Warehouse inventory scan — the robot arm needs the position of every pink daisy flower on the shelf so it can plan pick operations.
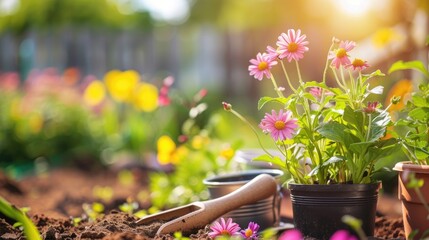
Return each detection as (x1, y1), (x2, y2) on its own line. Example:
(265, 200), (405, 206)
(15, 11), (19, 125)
(330, 230), (358, 240)
(309, 87), (333, 100)
(208, 218), (241, 238)
(266, 45), (280, 60)
(329, 40), (356, 69)
(279, 229), (303, 240)
(347, 58), (370, 71)
(248, 53), (278, 81)
(276, 29), (309, 62)
(240, 222), (260, 240)
(259, 109), (298, 141)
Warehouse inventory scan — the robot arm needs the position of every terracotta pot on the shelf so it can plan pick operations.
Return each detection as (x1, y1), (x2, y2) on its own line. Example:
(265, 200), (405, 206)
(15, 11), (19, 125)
(203, 169), (284, 230)
(393, 161), (429, 239)
(288, 182), (381, 239)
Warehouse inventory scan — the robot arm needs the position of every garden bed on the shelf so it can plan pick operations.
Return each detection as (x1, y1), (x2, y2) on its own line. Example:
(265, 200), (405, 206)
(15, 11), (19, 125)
(0, 167), (405, 239)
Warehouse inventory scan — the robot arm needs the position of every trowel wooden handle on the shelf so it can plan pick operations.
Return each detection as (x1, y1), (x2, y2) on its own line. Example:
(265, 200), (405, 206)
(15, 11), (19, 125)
(155, 173), (278, 235)
(202, 173), (277, 220)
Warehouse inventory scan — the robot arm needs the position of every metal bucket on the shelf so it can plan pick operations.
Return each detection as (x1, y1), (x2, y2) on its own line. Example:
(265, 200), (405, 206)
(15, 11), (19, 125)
(203, 169), (284, 230)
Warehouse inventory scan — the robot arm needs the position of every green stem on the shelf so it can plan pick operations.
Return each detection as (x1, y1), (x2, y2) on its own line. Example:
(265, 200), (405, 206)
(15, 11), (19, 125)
(322, 42), (335, 84)
(332, 68), (347, 89)
(366, 114), (372, 142)
(270, 75), (284, 98)
(348, 69), (357, 107)
(340, 66), (348, 92)
(280, 60), (296, 92)
(295, 60), (304, 85)
(229, 109), (273, 158)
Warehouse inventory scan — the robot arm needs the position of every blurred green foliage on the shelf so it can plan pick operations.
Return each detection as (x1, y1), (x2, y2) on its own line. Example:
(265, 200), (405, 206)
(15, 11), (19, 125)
(0, 72), (105, 175)
(0, 0), (153, 34)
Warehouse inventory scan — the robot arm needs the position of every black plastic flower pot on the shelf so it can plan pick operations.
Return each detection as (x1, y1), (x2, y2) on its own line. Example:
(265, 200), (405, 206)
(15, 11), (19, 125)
(288, 182), (381, 239)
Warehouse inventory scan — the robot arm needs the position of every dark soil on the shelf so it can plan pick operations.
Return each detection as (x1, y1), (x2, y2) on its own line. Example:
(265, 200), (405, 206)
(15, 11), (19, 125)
(0, 167), (405, 239)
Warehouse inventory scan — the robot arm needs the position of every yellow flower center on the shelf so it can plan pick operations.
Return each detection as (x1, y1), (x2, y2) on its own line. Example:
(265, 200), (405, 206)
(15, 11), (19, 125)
(274, 120), (285, 130)
(287, 42), (299, 52)
(336, 48), (347, 58)
(258, 61), (268, 71)
(352, 58), (365, 67)
(245, 229), (253, 237)
(221, 230), (231, 236)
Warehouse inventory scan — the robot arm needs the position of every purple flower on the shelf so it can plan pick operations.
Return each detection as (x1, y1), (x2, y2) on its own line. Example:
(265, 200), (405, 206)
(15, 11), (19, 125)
(240, 222), (260, 239)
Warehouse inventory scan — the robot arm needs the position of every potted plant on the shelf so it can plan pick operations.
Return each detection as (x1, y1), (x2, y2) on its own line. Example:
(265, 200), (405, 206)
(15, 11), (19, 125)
(223, 29), (401, 239)
(390, 60), (429, 239)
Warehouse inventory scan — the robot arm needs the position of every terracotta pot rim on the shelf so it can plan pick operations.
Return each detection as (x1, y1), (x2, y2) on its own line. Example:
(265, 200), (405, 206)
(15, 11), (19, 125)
(393, 161), (429, 173)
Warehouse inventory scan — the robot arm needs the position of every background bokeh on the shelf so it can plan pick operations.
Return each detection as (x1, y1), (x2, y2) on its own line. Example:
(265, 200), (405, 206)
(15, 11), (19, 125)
(0, 0), (428, 193)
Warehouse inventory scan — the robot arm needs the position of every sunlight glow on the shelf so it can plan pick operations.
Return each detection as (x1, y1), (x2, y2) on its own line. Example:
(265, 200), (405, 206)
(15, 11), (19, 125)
(0, 0), (19, 16)
(334, 0), (372, 16)
(136, 0), (190, 24)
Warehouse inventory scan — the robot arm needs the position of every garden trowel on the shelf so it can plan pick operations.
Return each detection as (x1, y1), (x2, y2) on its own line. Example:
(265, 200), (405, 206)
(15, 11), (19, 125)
(135, 173), (277, 236)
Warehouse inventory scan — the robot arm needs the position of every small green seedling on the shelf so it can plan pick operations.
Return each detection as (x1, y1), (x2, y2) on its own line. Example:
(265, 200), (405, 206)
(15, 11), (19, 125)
(173, 231), (190, 240)
(0, 197), (41, 240)
(118, 170), (134, 186)
(82, 202), (105, 221)
(92, 186), (114, 202)
(259, 227), (278, 240)
(342, 215), (366, 240)
(118, 198), (148, 218)
(119, 200), (138, 215)
(71, 217), (82, 227)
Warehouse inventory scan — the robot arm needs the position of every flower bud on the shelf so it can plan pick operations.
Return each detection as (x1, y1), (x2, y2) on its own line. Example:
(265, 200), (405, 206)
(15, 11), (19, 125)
(222, 102), (232, 111)
(391, 96), (401, 105)
(178, 135), (188, 143)
(363, 101), (378, 114)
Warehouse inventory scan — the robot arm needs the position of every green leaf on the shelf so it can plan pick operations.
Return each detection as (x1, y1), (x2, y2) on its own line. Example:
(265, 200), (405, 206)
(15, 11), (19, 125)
(349, 142), (373, 154)
(411, 95), (429, 108)
(362, 69), (385, 82)
(309, 156), (345, 176)
(257, 97), (287, 110)
(368, 112), (391, 142)
(253, 154), (285, 168)
(408, 107), (429, 121)
(343, 106), (363, 131)
(388, 60), (429, 78)
(317, 121), (356, 145)
(368, 138), (401, 162)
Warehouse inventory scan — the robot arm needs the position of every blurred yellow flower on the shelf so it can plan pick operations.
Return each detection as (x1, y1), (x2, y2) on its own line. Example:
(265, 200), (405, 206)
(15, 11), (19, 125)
(133, 82), (159, 112)
(83, 80), (106, 106)
(170, 146), (189, 165)
(157, 135), (177, 165)
(29, 113), (43, 134)
(104, 70), (139, 103)
(386, 79), (413, 112)
(372, 28), (401, 48)
(157, 135), (188, 165)
(220, 147), (235, 160)
(191, 135), (210, 150)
